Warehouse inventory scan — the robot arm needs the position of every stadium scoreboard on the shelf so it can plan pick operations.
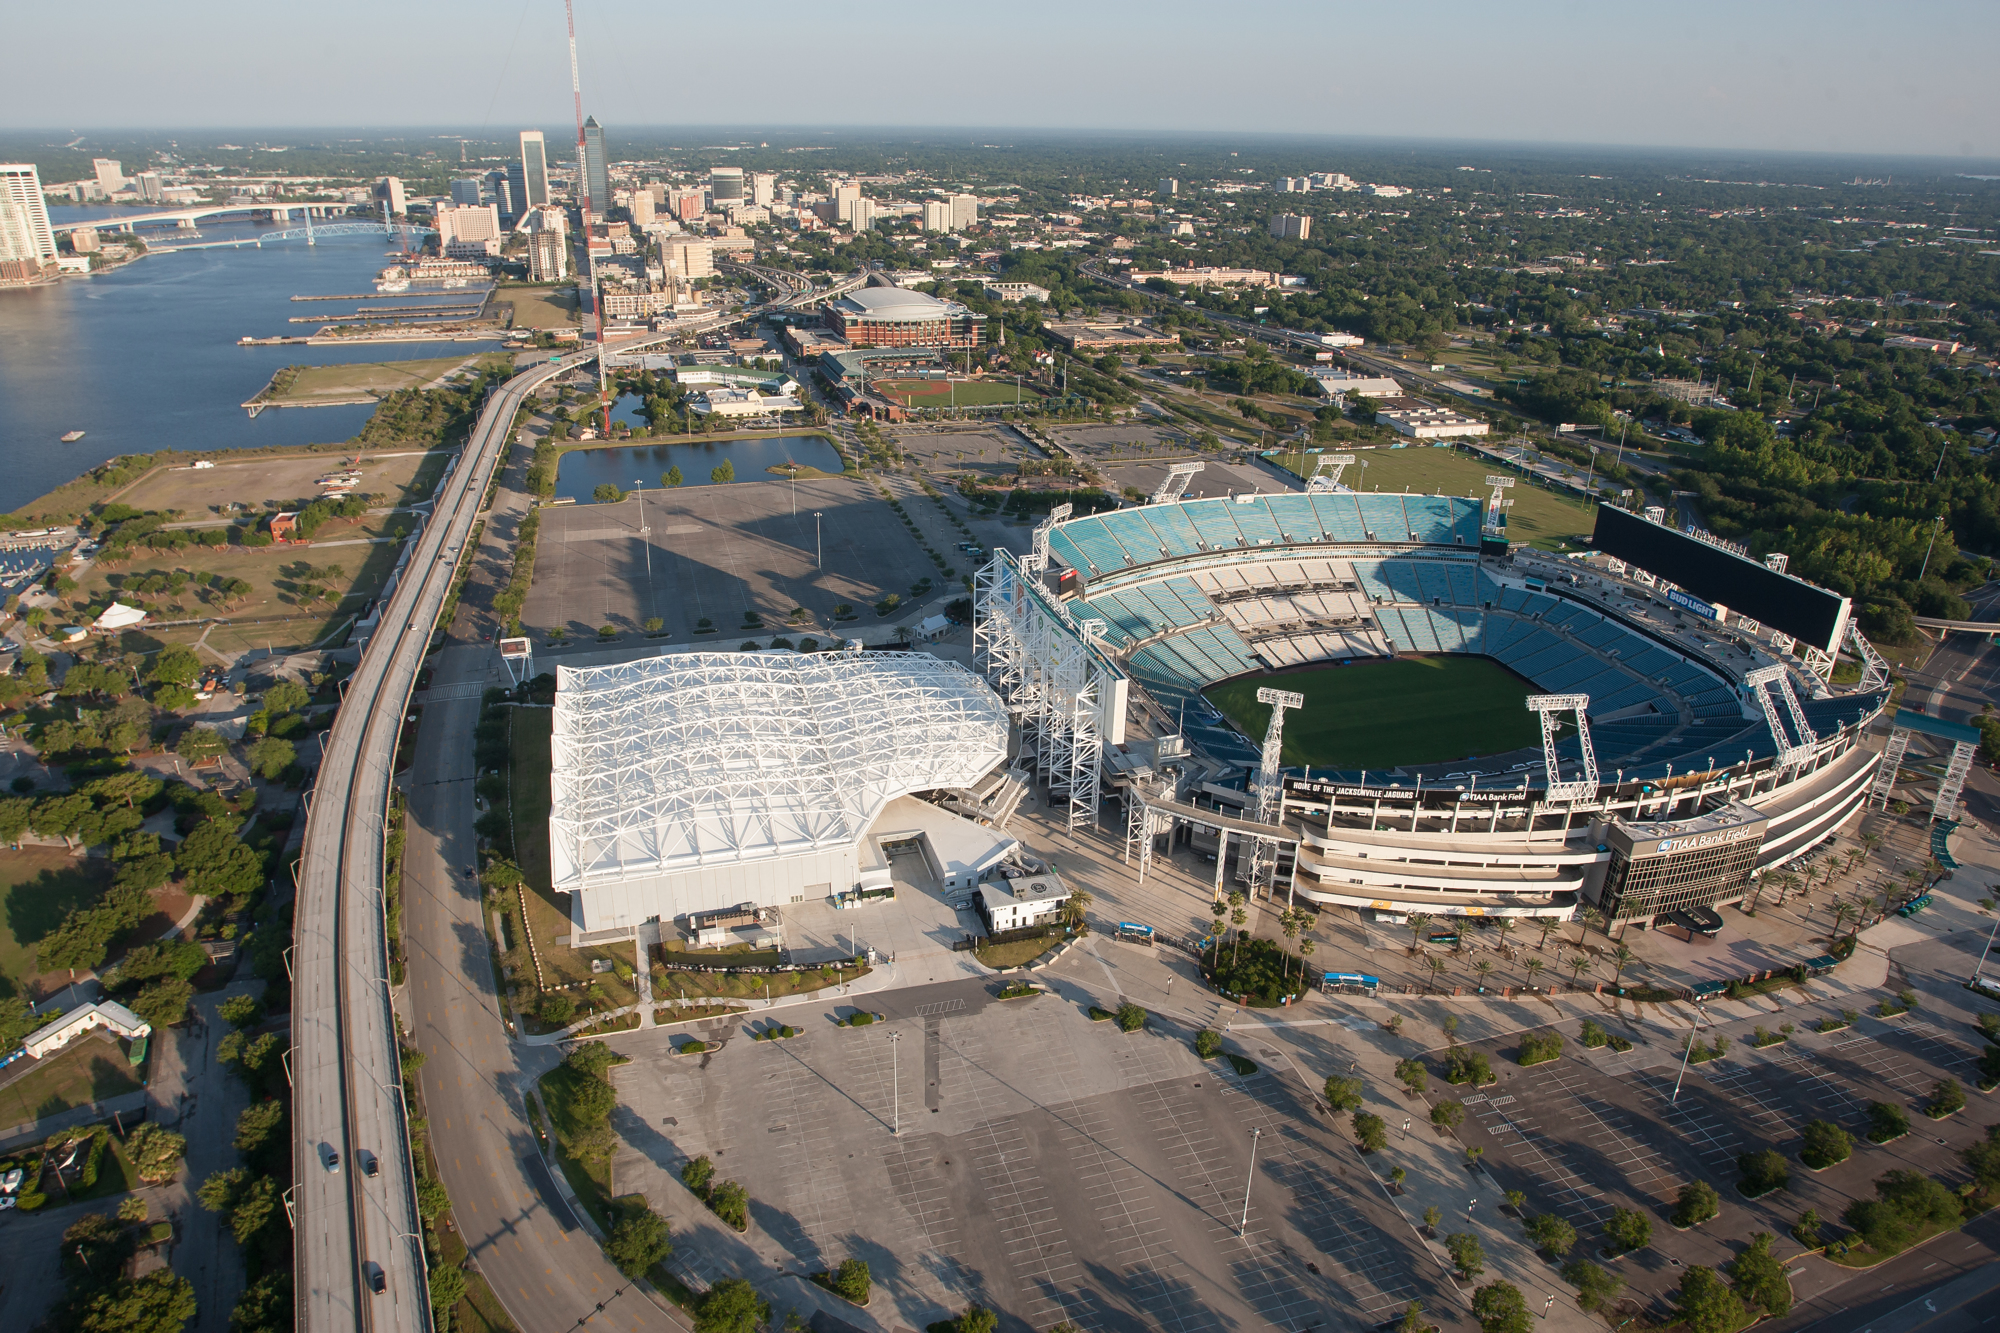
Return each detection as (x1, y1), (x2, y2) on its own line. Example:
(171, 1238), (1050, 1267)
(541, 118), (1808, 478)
(1591, 505), (1850, 656)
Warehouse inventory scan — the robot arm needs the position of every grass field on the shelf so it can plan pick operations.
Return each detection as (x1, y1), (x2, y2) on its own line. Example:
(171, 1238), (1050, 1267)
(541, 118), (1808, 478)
(1204, 656), (1540, 769)
(1268, 445), (1597, 550)
(0, 848), (115, 1002)
(272, 354), (509, 403)
(0, 1033), (142, 1129)
(872, 377), (1040, 408)
(500, 287), (580, 330)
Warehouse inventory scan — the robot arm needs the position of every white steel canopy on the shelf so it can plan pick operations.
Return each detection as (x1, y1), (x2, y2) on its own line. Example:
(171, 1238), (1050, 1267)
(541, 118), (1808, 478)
(549, 651), (1009, 891)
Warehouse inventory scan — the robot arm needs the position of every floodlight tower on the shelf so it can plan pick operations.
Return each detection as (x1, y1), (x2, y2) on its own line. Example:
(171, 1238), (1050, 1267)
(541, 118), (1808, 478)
(1483, 474), (1515, 537)
(1307, 454), (1358, 492)
(1247, 687), (1304, 898)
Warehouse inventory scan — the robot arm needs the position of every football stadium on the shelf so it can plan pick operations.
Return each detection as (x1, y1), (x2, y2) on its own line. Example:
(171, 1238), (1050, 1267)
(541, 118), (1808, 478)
(980, 474), (1894, 932)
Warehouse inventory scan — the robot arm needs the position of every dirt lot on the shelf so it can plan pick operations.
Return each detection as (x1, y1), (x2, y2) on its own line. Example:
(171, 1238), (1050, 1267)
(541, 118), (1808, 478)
(498, 287), (581, 330)
(116, 449), (450, 519)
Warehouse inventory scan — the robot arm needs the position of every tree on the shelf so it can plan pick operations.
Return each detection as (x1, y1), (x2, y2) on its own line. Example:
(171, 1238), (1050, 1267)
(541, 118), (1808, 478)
(1673, 1179), (1721, 1229)
(234, 1099), (285, 1157)
(264, 680), (308, 716)
(565, 1040), (617, 1080)
(428, 1264), (467, 1325)
(1801, 1119), (1851, 1169)
(1195, 1029), (1222, 1059)
(1445, 1231), (1485, 1280)
(1727, 1233), (1793, 1317)
(1353, 1111), (1387, 1153)
(1114, 1001), (1147, 1032)
(178, 818), (265, 904)
(1677, 1267), (1746, 1333)
(682, 1155), (715, 1198)
(606, 1206), (673, 1278)
(176, 725), (228, 765)
(1324, 1074), (1364, 1112)
(694, 1278), (768, 1333)
(1394, 1057), (1429, 1095)
(1431, 1099), (1465, 1132)
(220, 994), (264, 1030)
(1843, 1169), (1963, 1254)
(644, 617), (664, 635)
(829, 1257), (871, 1303)
(416, 1177), (450, 1223)
(132, 977), (195, 1028)
(147, 644), (202, 686)
(593, 484), (626, 504)
(125, 1123), (188, 1184)
(247, 736), (295, 780)
(74, 1269), (199, 1333)
(662, 468), (684, 488)
(708, 1179), (749, 1231)
(1524, 1213), (1576, 1257)
(153, 682), (197, 712)
(1867, 1101), (1911, 1143)
(1738, 1149), (1790, 1197)
(1562, 1259), (1625, 1313)
(229, 1273), (292, 1333)
(1471, 1281), (1532, 1333)
(1605, 1206), (1652, 1254)
(711, 461), (736, 485)
(1927, 1078), (1966, 1119)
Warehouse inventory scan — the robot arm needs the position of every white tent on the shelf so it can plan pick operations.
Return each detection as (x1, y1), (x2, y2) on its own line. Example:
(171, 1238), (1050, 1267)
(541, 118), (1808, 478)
(94, 602), (147, 630)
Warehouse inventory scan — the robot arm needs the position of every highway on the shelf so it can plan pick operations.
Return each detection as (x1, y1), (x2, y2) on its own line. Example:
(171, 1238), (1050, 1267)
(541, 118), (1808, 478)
(294, 349), (585, 1333)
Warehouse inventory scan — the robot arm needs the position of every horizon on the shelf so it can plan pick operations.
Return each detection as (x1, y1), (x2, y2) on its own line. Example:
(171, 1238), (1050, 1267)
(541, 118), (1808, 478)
(5, 0), (1997, 158)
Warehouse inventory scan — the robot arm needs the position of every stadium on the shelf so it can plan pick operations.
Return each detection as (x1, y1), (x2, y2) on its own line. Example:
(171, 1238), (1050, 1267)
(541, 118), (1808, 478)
(978, 469), (1893, 932)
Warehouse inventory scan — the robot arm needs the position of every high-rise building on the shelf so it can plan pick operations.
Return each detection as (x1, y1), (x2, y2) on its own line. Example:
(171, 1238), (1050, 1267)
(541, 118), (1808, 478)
(629, 190), (655, 227)
(450, 179), (483, 206)
(922, 200), (951, 233)
(519, 131), (550, 209)
(581, 117), (609, 216)
(850, 197), (876, 232)
(750, 172), (776, 207)
(710, 166), (745, 208)
(666, 188), (703, 222)
(1158, 178), (1178, 196)
(1276, 177), (1311, 194)
(528, 207), (568, 281)
(92, 159), (125, 195)
(135, 172), (163, 203)
(830, 182), (862, 227)
(438, 204), (501, 246)
(374, 176), (407, 216)
(0, 164), (58, 273)
(663, 239), (714, 281)
(949, 193), (979, 231)
(488, 169), (518, 221)
(1269, 213), (1311, 240)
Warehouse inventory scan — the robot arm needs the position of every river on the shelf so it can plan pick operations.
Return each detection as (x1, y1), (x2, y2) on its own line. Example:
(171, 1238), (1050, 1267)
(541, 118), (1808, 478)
(0, 206), (505, 513)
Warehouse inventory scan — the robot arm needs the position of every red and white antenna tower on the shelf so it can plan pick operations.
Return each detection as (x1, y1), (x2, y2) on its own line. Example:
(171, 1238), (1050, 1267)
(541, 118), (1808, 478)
(563, 0), (609, 429)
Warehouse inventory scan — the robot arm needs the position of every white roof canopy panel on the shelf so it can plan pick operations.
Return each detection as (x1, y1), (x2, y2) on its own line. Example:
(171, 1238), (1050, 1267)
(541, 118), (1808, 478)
(549, 652), (1009, 890)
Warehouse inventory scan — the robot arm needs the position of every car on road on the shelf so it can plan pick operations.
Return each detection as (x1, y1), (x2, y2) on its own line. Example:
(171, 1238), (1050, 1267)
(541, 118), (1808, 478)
(323, 1147), (341, 1174)
(363, 1152), (380, 1178)
(368, 1262), (387, 1295)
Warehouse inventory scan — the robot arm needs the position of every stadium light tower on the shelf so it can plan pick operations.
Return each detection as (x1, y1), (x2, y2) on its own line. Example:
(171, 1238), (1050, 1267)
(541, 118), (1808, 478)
(1150, 461), (1204, 505)
(1525, 694), (1599, 804)
(1247, 687), (1304, 899)
(1307, 454), (1358, 492)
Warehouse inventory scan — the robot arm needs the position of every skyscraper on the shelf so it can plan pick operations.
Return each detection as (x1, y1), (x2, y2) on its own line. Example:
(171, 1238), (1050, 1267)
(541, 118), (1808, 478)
(710, 167), (745, 208)
(922, 200), (951, 233)
(750, 172), (776, 207)
(949, 193), (979, 231)
(518, 131), (550, 209)
(374, 176), (407, 216)
(450, 179), (483, 206)
(581, 116), (609, 217)
(92, 159), (125, 196)
(0, 164), (58, 273)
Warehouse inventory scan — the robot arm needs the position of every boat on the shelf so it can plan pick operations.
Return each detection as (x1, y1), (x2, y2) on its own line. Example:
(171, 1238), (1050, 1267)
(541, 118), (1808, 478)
(60, 431), (85, 443)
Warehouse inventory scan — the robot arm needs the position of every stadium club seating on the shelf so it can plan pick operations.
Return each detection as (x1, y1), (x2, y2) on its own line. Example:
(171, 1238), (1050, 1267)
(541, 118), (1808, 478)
(1053, 493), (1844, 781)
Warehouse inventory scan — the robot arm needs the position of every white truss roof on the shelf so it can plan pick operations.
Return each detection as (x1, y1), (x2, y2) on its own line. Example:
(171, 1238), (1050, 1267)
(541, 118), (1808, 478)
(549, 651), (1008, 891)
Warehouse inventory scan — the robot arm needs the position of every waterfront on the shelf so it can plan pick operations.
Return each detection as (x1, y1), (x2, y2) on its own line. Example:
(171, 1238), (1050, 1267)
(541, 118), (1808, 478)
(0, 207), (503, 514)
(553, 434), (844, 500)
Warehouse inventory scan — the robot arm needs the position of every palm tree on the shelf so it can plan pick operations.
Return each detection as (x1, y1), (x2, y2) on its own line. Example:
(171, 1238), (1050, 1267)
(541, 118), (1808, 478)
(1567, 955), (1591, 986)
(1829, 898), (1854, 939)
(1300, 937), (1316, 983)
(1407, 913), (1431, 952)
(1064, 887), (1093, 931)
(1426, 955), (1447, 992)
(1280, 907), (1301, 980)
(1524, 957), (1546, 990)
(1473, 958), (1495, 992)
(1209, 898), (1227, 962)
(1230, 897), (1248, 968)
(1535, 916), (1559, 951)
(1610, 945), (1635, 987)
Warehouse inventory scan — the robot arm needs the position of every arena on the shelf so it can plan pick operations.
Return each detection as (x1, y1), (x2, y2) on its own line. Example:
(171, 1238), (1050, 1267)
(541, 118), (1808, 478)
(981, 484), (1890, 932)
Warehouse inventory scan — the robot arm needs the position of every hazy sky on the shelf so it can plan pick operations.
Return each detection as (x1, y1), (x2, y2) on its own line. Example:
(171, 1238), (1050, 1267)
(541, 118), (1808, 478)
(11, 0), (1999, 159)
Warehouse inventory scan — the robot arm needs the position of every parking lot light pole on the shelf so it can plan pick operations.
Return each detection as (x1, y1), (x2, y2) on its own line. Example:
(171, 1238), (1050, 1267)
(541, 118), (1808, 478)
(888, 1031), (901, 1136)
(1671, 1003), (1709, 1105)
(1237, 1128), (1261, 1236)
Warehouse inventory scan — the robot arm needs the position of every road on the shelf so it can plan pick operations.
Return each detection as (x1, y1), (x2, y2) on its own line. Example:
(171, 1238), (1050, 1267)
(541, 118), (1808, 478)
(294, 351), (584, 1333)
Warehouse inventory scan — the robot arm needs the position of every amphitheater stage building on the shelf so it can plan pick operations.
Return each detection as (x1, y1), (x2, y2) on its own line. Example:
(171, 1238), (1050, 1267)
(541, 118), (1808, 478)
(1031, 492), (1888, 930)
(547, 651), (1014, 936)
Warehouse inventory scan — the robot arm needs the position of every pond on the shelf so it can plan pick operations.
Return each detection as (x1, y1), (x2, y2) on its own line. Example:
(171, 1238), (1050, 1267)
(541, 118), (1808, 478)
(554, 433), (845, 500)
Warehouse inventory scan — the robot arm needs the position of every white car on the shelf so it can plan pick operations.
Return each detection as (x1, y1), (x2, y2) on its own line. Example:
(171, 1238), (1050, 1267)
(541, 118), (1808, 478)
(0, 1167), (21, 1195)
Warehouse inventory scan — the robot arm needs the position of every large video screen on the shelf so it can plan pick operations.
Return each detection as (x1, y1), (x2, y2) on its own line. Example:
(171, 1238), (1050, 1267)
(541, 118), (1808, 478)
(1592, 506), (1848, 654)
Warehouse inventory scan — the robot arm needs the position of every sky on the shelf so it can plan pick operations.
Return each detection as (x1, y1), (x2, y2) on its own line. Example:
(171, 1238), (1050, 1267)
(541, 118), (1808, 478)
(9, 0), (2000, 160)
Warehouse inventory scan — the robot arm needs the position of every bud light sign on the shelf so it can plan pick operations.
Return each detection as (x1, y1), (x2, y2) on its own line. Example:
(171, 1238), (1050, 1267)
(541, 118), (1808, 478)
(1664, 586), (1719, 621)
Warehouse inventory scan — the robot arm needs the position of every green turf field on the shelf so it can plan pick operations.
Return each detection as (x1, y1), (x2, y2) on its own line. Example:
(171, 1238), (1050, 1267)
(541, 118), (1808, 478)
(1267, 446), (1597, 550)
(873, 377), (1038, 408)
(1204, 656), (1540, 769)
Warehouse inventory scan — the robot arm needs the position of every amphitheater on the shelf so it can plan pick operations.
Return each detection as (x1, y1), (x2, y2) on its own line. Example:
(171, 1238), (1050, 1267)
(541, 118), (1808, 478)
(1020, 490), (1887, 928)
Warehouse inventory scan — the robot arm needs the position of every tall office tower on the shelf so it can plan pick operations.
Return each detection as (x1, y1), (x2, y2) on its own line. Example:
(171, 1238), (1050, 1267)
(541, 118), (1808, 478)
(519, 131), (550, 208)
(850, 197), (876, 232)
(750, 172), (776, 207)
(487, 169), (517, 220)
(922, 200), (951, 233)
(135, 172), (163, 203)
(450, 179), (482, 206)
(831, 182), (861, 226)
(949, 193), (979, 231)
(581, 116), (609, 216)
(629, 190), (655, 226)
(710, 166), (745, 208)
(530, 228), (567, 282)
(92, 159), (125, 195)
(0, 164), (58, 271)
(668, 189), (704, 221)
(438, 204), (502, 246)
(664, 239), (714, 280)
(1158, 178), (1178, 196)
(1269, 213), (1311, 240)
(374, 176), (407, 216)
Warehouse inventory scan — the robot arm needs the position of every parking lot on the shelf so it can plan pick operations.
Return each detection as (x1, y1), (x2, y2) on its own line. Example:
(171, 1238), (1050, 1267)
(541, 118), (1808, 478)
(608, 977), (1433, 1333)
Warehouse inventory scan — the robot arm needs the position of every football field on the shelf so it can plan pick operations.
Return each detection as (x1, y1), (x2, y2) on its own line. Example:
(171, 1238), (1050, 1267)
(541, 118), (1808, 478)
(1204, 655), (1540, 769)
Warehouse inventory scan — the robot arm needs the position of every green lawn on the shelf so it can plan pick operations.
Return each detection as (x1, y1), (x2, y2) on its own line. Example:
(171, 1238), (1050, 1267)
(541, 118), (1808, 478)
(1268, 445), (1598, 550)
(1204, 656), (1541, 769)
(0, 847), (115, 1000)
(873, 378), (1040, 408)
(0, 1034), (142, 1129)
